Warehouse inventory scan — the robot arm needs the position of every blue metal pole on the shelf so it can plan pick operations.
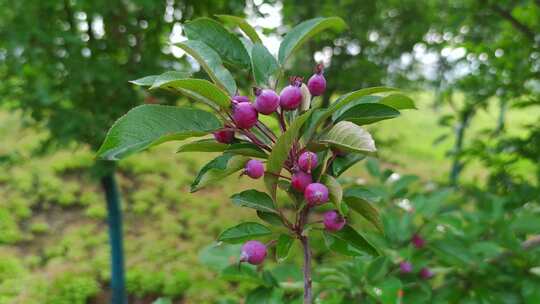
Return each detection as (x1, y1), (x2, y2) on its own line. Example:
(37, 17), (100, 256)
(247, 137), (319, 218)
(101, 171), (127, 304)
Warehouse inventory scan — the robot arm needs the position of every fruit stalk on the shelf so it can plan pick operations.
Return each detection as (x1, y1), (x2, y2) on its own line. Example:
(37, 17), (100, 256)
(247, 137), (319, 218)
(300, 235), (312, 304)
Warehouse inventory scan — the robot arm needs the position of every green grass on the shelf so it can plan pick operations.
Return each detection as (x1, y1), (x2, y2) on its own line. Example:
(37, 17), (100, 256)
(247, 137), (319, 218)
(369, 91), (538, 183)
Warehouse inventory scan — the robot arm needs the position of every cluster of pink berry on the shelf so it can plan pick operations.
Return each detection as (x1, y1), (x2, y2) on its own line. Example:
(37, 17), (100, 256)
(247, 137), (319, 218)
(399, 233), (433, 279)
(212, 64), (327, 143)
(212, 65), (348, 265)
(239, 150), (346, 266)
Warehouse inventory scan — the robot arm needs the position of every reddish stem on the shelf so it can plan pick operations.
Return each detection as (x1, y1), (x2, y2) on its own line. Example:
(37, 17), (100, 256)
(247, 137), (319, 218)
(266, 171), (291, 180)
(255, 123), (276, 143)
(300, 236), (312, 304)
(277, 109), (287, 132)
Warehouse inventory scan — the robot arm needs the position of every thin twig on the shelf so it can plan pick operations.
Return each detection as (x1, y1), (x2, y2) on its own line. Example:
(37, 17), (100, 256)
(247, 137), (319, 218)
(255, 123), (276, 143)
(239, 129), (272, 152)
(300, 235), (313, 304)
(278, 109), (287, 132)
(258, 121), (278, 140)
(266, 171), (291, 180)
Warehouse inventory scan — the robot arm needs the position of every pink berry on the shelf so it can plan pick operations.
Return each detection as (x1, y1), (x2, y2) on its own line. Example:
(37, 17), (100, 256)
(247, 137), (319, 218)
(232, 95), (250, 104)
(304, 183), (329, 206)
(213, 129), (234, 144)
(307, 64), (326, 96)
(298, 151), (318, 173)
(291, 171), (312, 192)
(254, 88), (280, 115)
(399, 261), (413, 274)
(240, 240), (267, 265)
(419, 267), (433, 279)
(411, 234), (425, 249)
(279, 78), (303, 110)
(233, 102), (258, 129)
(245, 159), (264, 179)
(323, 210), (346, 232)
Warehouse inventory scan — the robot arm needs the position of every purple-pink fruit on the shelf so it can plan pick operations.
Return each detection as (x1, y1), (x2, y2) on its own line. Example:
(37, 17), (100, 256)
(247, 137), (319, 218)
(323, 210), (346, 231)
(399, 261), (413, 274)
(298, 151), (318, 173)
(419, 267), (433, 279)
(213, 129), (234, 144)
(279, 78), (303, 110)
(411, 233), (425, 249)
(304, 183), (329, 206)
(233, 102), (258, 129)
(240, 240), (267, 265)
(307, 64), (326, 96)
(291, 171), (313, 192)
(254, 88), (280, 115)
(245, 159), (264, 179)
(232, 95), (250, 104)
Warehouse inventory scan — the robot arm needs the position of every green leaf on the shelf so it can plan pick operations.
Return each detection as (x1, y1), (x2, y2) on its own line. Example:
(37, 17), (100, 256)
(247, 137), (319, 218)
(221, 264), (259, 282)
(511, 214), (540, 233)
(240, 37), (254, 56)
(366, 256), (390, 283)
(150, 71), (193, 89)
(306, 87), (396, 140)
(431, 238), (475, 266)
(246, 286), (282, 304)
(150, 78), (231, 110)
(264, 109), (314, 200)
(278, 17), (347, 64)
(323, 231), (361, 256)
(322, 175), (343, 213)
(176, 40), (237, 95)
(331, 95), (381, 120)
(319, 121), (376, 154)
(334, 103), (400, 126)
(184, 17), (251, 68)
(230, 190), (277, 214)
(215, 15), (262, 43)
(97, 105), (220, 161)
(190, 153), (248, 192)
(344, 186), (381, 203)
(343, 195), (383, 233)
(330, 154), (366, 177)
(177, 139), (227, 153)
(324, 225), (379, 256)
(262, 271), (279, 288)
(366, 158), (381, 178)
(129, 75), (158, 87)
(177, 140), (267, 158)
(257, 211), (284, 227)
(251, 43), (279, 86)
(379, 93), (416, 110)
(130, 71), (191, 87)
(379, 277), (403, 304)
(276, 234), (294, 262)
(226, 142), (268, 158)
(199, 243), (241, 271)
(218, 222), (272, 244)
(522, 280), (540, 303)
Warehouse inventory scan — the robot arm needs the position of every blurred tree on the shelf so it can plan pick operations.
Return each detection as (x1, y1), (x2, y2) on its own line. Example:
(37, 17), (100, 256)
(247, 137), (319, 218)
(278, 0), (434, 105)
(425, 0), (540, 185)
(278, 0), (539, 186)
(0, 1), (245, 303)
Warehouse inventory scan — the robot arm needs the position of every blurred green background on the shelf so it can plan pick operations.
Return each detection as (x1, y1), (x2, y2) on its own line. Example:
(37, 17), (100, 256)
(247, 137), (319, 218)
(1, 0), (539, 303)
